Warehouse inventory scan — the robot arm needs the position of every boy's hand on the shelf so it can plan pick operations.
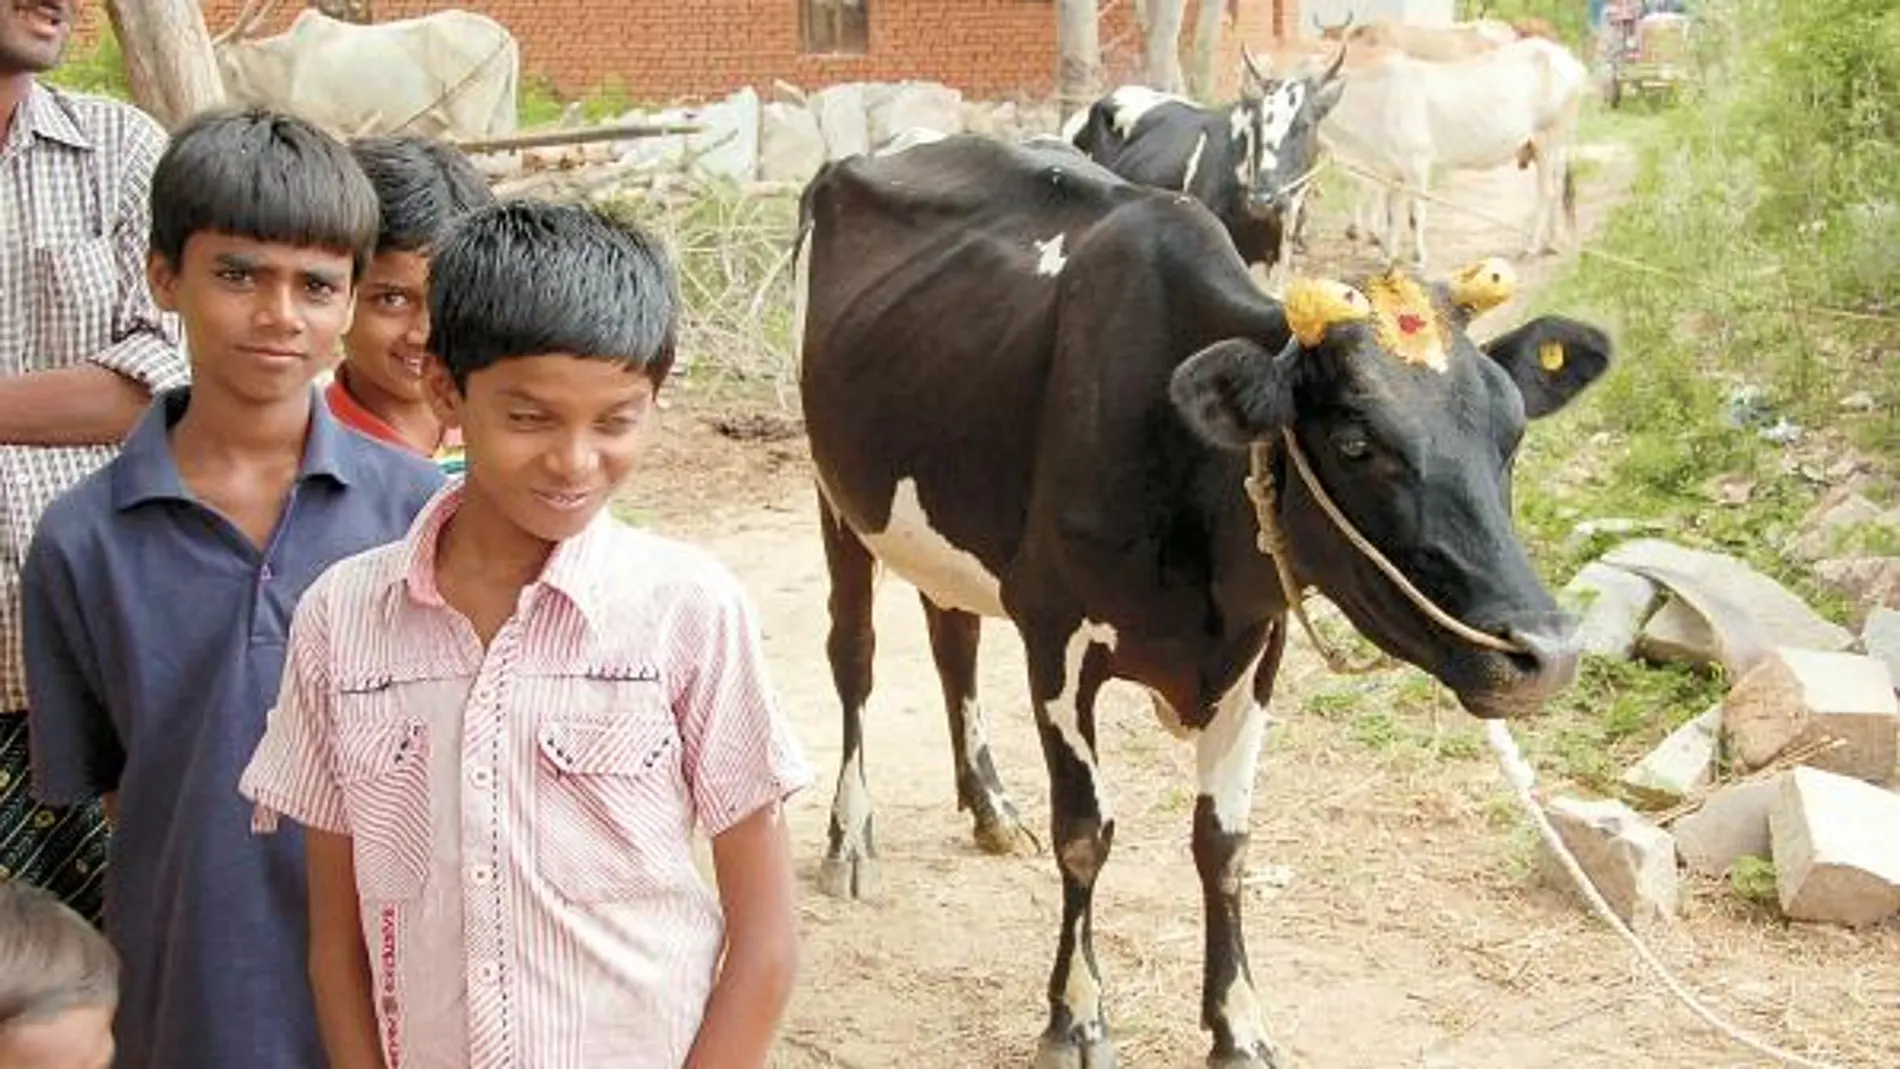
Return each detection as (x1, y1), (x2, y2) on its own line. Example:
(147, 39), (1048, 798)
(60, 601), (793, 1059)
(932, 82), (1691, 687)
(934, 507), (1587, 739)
(307, 829), (387, 1069)
(686, 801), (802, 1069)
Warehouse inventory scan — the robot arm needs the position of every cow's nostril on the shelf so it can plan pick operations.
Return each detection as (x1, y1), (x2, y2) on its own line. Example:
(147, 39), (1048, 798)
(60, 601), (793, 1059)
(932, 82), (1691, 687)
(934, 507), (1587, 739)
(1502, 611), (1583, 688)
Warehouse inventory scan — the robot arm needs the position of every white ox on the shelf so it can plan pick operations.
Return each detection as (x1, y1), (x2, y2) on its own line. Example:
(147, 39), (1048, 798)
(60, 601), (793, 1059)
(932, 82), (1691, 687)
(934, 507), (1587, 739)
(1316, 37), (1588, 269)
(213, 6), (521, 144)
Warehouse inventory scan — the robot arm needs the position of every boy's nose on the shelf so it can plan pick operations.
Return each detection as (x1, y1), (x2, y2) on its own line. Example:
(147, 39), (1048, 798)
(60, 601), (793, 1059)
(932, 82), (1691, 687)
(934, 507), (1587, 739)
(253, 285), (304, 333)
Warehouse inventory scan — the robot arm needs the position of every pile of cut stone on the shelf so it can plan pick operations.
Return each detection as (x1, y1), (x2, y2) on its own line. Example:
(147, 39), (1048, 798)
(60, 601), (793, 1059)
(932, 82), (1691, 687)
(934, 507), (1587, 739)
(1538, 535), (1900, 931)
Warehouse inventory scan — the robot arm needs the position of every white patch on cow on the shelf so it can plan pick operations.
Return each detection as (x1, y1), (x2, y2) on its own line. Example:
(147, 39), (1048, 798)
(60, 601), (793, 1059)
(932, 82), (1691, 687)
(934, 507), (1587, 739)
(1233, 123), (1258, 183)
(1109, 85), (1191, 139)
(875, 126), (947, 156)
(1264, 81), (1305, 150)
(1220, 973), (1273, 1058)
(1034, 233), (1068, 276)
(1061, 914), (1104, 1025)
(1195, 663), (1271, 831)
(1047, 621), (1119, 824)
(1229, 106), (1250, 141)
(959, 697), (1013, 815)
(792, 219), (814, 367)
(829, 745), (873, 853)
(1180, 133), (1208, 191)
(1059, 107), (1090, 144)
(858, 478), (1006, 617)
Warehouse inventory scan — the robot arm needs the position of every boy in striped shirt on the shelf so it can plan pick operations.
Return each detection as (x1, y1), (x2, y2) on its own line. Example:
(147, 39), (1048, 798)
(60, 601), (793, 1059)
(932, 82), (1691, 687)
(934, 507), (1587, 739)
(240, 200), (812, 1069)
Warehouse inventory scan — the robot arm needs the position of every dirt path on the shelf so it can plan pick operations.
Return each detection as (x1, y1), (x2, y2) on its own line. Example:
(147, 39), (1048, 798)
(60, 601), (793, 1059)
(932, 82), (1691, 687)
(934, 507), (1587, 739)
(622, 144), (1900, 1068)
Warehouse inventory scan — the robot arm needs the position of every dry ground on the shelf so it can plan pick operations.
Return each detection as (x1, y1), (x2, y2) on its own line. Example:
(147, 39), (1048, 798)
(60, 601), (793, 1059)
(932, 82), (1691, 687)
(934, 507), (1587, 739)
(616, 143), (1900, 1068)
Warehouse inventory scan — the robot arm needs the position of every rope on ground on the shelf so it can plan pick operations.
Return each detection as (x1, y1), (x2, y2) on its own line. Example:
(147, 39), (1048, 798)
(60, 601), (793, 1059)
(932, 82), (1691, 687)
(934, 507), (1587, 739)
(1484, 721), (1855, 1069)
(1318, 157), (1900, 328)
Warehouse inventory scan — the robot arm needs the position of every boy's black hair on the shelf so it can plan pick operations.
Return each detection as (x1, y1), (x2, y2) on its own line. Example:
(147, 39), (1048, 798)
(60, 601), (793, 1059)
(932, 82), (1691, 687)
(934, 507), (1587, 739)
(428, 201), (679, 390)
(149, 107), (381, 279)
(349, 134), (496, 255)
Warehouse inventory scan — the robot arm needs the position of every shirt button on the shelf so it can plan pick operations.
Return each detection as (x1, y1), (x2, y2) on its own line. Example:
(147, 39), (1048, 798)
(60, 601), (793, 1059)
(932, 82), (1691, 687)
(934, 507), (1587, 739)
(471, 864), (494, 885)
(470, 766), (493, 789)
(476, 962), (501, 985)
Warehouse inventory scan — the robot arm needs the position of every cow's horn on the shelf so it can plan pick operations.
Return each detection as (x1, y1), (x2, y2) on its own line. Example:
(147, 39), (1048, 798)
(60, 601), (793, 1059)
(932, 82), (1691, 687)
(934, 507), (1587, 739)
(1284, 278), (1372, 348)
(1242, 45), (1271, 87)
(1447, 257), (1516, 316)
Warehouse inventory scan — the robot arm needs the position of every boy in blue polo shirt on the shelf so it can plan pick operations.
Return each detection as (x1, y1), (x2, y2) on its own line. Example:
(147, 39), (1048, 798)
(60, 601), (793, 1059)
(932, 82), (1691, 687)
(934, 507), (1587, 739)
(19, 108), (444, 1069)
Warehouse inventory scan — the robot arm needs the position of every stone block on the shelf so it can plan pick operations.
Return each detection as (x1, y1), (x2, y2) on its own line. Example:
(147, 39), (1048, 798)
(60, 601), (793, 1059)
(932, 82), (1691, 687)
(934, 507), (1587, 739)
(1769, 766), (1900, 927)
(1562, 562), (1660, 660)
(1668, 775), (1783, 877)
(1723, 648), (1898, 784)
(1864, 608), (1900, 691)
(1621, 705), (1720, 806)
(1636, 595), (1720, 668)
(1539, 796), (1679, 931)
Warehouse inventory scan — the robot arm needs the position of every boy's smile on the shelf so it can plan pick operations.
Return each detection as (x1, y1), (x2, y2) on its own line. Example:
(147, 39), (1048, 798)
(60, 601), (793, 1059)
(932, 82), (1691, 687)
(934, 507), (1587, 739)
(430, 354), (655, 545)
(343, 250), (433, 403)
(147, 232), (356, 407)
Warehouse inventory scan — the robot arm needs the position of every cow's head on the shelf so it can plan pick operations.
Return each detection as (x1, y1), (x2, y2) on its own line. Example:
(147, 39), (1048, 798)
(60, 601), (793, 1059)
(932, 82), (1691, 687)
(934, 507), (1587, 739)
(1169, 258), (1610, 718)
(1232, 44), (1346, 221)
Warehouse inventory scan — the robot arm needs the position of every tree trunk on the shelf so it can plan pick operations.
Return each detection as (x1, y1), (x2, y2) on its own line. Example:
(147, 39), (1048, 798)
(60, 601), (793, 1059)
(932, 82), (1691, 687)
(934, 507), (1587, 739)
(1188, 0), (1226, 101)
(104, 0), (226, 129)
(1145, 0), (1187, 94)
(1055, 0), (1102, 122)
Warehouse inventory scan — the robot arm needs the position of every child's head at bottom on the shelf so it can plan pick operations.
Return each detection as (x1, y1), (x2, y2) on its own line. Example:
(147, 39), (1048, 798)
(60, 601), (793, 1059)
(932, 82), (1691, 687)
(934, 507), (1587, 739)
(425, 200), (680, 542)
(0, 882), (117, 1069)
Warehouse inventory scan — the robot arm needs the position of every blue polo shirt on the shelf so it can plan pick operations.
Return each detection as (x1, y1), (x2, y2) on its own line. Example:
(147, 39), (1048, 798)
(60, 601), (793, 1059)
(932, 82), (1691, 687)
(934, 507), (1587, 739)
(21, 386), (445, 1069)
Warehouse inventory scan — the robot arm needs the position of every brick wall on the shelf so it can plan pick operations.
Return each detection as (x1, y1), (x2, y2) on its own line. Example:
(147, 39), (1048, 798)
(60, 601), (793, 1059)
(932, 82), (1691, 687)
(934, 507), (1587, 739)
(86, 1), (1298, 107)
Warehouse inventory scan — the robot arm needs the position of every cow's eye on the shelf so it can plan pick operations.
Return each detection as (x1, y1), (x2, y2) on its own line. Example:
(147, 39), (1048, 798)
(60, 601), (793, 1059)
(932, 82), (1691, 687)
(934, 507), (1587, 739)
(1334, 428), (1372, 460)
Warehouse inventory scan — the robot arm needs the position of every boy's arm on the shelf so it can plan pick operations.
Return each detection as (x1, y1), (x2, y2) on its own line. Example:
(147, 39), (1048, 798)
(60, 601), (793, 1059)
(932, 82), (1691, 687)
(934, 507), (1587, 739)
(685, 802), (800, 1069)
(0, 113), (185, 446)
(307, 828), (385, 1069)
(674, 566), (814, 1068)
(236, 580), (380, 1066)
(21, 528), (124, 805)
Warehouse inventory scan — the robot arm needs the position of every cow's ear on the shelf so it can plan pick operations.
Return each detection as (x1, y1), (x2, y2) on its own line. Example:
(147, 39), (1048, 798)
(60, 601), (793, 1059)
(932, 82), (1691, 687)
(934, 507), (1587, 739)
(1170, 338), (1297, 449)
(1309, 74), (1347, 119)
(1482, 316), (1612, 419)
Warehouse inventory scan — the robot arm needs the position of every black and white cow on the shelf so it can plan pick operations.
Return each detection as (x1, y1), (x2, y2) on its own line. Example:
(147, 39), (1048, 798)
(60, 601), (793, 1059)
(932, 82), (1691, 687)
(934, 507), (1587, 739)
(1064, 47), (1347, 289)
(794, 135), (1609, 1068)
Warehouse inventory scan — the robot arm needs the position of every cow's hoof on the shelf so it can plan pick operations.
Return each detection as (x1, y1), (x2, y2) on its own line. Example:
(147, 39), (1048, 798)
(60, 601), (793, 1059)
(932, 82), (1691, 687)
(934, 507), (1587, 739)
(1033, 1033), (1117, 1069)
(974, 811), (1042, 857)
(816, 852), (880, 900)
(1208, 1042), (1284, 1069)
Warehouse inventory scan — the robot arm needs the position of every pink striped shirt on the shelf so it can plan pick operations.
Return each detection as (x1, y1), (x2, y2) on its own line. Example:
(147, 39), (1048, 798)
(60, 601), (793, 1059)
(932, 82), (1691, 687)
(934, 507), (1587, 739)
(238, 483), (812, 1068)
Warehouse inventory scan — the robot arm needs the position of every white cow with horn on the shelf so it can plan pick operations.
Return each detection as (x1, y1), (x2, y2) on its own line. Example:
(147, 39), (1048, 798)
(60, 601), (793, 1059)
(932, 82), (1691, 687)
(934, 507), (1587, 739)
(212, 1), (522, 144)
(1287, 34), (1588, 270)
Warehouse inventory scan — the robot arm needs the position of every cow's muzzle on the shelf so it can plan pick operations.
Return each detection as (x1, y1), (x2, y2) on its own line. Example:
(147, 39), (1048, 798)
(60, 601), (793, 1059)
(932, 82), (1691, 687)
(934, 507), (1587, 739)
(1457, 610), (1583, 719)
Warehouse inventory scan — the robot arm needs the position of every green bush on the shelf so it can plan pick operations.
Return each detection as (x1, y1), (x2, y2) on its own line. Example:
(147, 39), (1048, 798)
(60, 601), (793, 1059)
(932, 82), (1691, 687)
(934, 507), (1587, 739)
(44, 24), (129, 101)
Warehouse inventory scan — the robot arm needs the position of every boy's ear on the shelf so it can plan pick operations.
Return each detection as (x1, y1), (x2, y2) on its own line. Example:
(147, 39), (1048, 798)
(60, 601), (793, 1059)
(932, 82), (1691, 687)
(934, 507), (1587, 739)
(146, 252), (180, 314)
(423, 355), (461, 427)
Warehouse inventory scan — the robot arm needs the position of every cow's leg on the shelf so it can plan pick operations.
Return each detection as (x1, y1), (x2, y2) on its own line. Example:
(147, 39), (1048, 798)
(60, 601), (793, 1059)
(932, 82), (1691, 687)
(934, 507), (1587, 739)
(1408, 188), (1429, 271)
(818, 489), (884, 900)
(920, 594), (1039, 856)
(1026, 620), (1118, 1069)
(1196, 619), (1286, 1069)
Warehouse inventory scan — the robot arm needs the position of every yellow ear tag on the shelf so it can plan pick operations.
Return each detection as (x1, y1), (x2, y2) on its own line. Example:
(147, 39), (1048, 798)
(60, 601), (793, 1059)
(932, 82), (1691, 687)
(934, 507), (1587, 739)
(1539, 341), (1565, 372)
(1283, 277), (1372, 348)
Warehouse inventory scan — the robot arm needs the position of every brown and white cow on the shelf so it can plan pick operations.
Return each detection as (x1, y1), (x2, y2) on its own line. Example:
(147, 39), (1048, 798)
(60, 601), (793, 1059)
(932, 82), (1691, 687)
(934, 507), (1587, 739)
(795, 135), (1609, 1068)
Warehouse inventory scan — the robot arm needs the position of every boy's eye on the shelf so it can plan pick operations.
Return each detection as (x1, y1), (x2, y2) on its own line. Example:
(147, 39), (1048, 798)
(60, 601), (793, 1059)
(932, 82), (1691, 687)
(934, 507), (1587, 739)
(508, 410), (548, 428)
(376, 292), (410, 309)
(215, 267), (252, 285)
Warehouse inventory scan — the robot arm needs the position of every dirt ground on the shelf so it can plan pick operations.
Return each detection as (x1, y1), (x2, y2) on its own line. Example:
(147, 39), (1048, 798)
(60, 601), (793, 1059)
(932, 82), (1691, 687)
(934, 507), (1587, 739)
(619, 146), (1900, 1068)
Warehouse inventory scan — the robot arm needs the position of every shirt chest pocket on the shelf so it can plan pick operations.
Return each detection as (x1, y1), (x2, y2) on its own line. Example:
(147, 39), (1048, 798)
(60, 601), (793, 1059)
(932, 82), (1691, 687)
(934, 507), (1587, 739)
(335, 717), (432, 902)
(31, 238), (119, 364)
(533, 702), (690, 905)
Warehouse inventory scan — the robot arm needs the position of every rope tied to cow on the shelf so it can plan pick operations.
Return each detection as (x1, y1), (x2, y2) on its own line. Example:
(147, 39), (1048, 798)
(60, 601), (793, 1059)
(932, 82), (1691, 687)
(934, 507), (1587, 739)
(1244, 435), (1858, 1068)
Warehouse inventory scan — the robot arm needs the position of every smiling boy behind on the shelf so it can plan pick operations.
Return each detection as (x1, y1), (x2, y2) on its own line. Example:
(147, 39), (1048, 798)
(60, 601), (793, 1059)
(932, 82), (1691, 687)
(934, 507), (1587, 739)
(325, 134), (493, 470)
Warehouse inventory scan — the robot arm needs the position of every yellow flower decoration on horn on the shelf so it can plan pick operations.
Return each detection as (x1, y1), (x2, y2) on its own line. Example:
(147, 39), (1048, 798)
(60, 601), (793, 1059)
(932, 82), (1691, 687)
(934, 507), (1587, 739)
(1283, 277), (1372, 348)
(1447, 257), (1517, 317)
(1364, 270), (1451, 373)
